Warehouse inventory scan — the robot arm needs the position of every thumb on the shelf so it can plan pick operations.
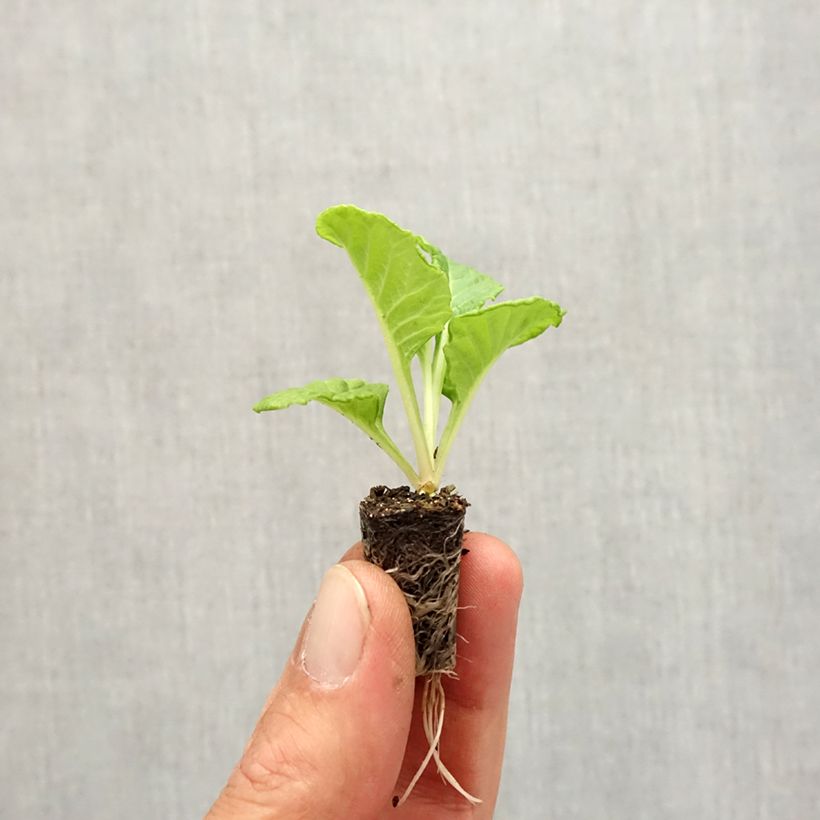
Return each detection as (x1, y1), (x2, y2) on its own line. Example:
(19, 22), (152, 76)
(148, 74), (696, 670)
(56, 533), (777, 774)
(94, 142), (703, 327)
(206, 559), (417, 819)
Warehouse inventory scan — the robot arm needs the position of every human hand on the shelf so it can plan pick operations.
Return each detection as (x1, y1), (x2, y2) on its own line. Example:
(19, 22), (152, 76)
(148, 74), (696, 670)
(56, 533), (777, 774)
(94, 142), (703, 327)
(205, 532), (523, 819)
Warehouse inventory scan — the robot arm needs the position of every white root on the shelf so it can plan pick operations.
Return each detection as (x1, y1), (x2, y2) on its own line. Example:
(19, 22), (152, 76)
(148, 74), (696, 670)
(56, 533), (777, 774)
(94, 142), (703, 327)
(394, 673), (482, 808)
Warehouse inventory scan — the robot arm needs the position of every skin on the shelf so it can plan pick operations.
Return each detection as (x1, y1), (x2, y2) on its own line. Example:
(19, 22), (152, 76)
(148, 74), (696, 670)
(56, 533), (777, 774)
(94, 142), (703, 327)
(206, 532), (523, 819)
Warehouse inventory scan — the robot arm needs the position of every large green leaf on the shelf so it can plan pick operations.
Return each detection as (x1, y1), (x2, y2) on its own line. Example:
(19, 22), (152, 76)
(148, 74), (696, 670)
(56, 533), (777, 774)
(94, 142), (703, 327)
(442, 298), (565, 405)
(418, 240), (504, 315)
(316, 206), (452, 359)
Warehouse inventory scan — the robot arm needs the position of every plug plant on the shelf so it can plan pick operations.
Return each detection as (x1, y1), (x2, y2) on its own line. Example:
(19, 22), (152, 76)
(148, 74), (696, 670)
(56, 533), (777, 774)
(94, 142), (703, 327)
(254, 204), (564, 805)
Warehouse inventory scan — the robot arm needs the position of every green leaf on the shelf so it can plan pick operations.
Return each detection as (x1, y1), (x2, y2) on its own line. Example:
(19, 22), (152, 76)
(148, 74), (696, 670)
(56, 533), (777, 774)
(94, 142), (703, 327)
(254, 378), (419, 483)
(442, 298), (565, 405)
(446, 260), (504, 315)
(432, 297), (564, 482)
(417, 240), (504, 315)
(316, 206), (452, 359)
(254, 377), (387, 421)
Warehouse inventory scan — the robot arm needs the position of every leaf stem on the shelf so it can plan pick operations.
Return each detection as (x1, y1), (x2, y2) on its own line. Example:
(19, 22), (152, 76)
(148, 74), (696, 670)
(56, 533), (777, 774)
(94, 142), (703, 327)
(431, 393), (472, 486)
(368, 422), (421, 486)
(429, 325), (448, 444)
(418, 341), (437, 456)
(392, 353), (436, 489)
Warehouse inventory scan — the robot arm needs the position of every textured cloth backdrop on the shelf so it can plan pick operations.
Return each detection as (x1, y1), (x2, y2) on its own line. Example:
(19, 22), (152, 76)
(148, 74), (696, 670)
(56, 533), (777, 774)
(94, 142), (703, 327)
(2, 2), (819, 818)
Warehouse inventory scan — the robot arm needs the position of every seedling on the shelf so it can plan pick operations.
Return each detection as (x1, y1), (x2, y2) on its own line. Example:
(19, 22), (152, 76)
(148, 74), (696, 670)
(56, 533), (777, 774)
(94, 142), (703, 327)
(254, 204), (564, 805)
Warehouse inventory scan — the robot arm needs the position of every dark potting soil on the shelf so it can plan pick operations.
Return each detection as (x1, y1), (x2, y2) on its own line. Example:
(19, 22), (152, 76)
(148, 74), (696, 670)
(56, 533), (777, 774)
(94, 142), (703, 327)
(359, 485), (469, 675)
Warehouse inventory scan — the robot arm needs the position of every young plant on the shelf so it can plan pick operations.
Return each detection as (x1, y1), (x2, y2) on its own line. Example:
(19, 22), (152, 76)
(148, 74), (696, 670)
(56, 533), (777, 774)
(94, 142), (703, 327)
(254, 204), (564, 805)
(254, 205), (564, 490)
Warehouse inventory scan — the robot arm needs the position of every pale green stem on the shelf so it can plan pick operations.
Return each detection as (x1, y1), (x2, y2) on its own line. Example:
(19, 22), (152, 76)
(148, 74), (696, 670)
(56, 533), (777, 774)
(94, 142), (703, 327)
(431, 391), (474, 486)
(369, 423), (421, 486)
(418, 341), (437, 456)
(391, 352), (435, 488)
(429, 326), (448, 449)
(324, 404), (420, 486)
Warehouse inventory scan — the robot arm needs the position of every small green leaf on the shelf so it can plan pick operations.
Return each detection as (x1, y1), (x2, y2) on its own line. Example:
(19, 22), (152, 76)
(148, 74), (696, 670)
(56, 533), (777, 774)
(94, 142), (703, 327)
(254, 378), (419, 483)
(442, 298), (565, 405)
(254, 377), (387, 421)
(418, 240), (504, 315)
(446, 261), (504, 315)
(316, 206), (452, 359)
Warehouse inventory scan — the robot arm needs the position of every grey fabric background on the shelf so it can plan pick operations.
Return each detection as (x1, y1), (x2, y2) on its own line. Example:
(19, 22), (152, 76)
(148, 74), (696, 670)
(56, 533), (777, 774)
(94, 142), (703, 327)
(2, 2), (819, 818)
